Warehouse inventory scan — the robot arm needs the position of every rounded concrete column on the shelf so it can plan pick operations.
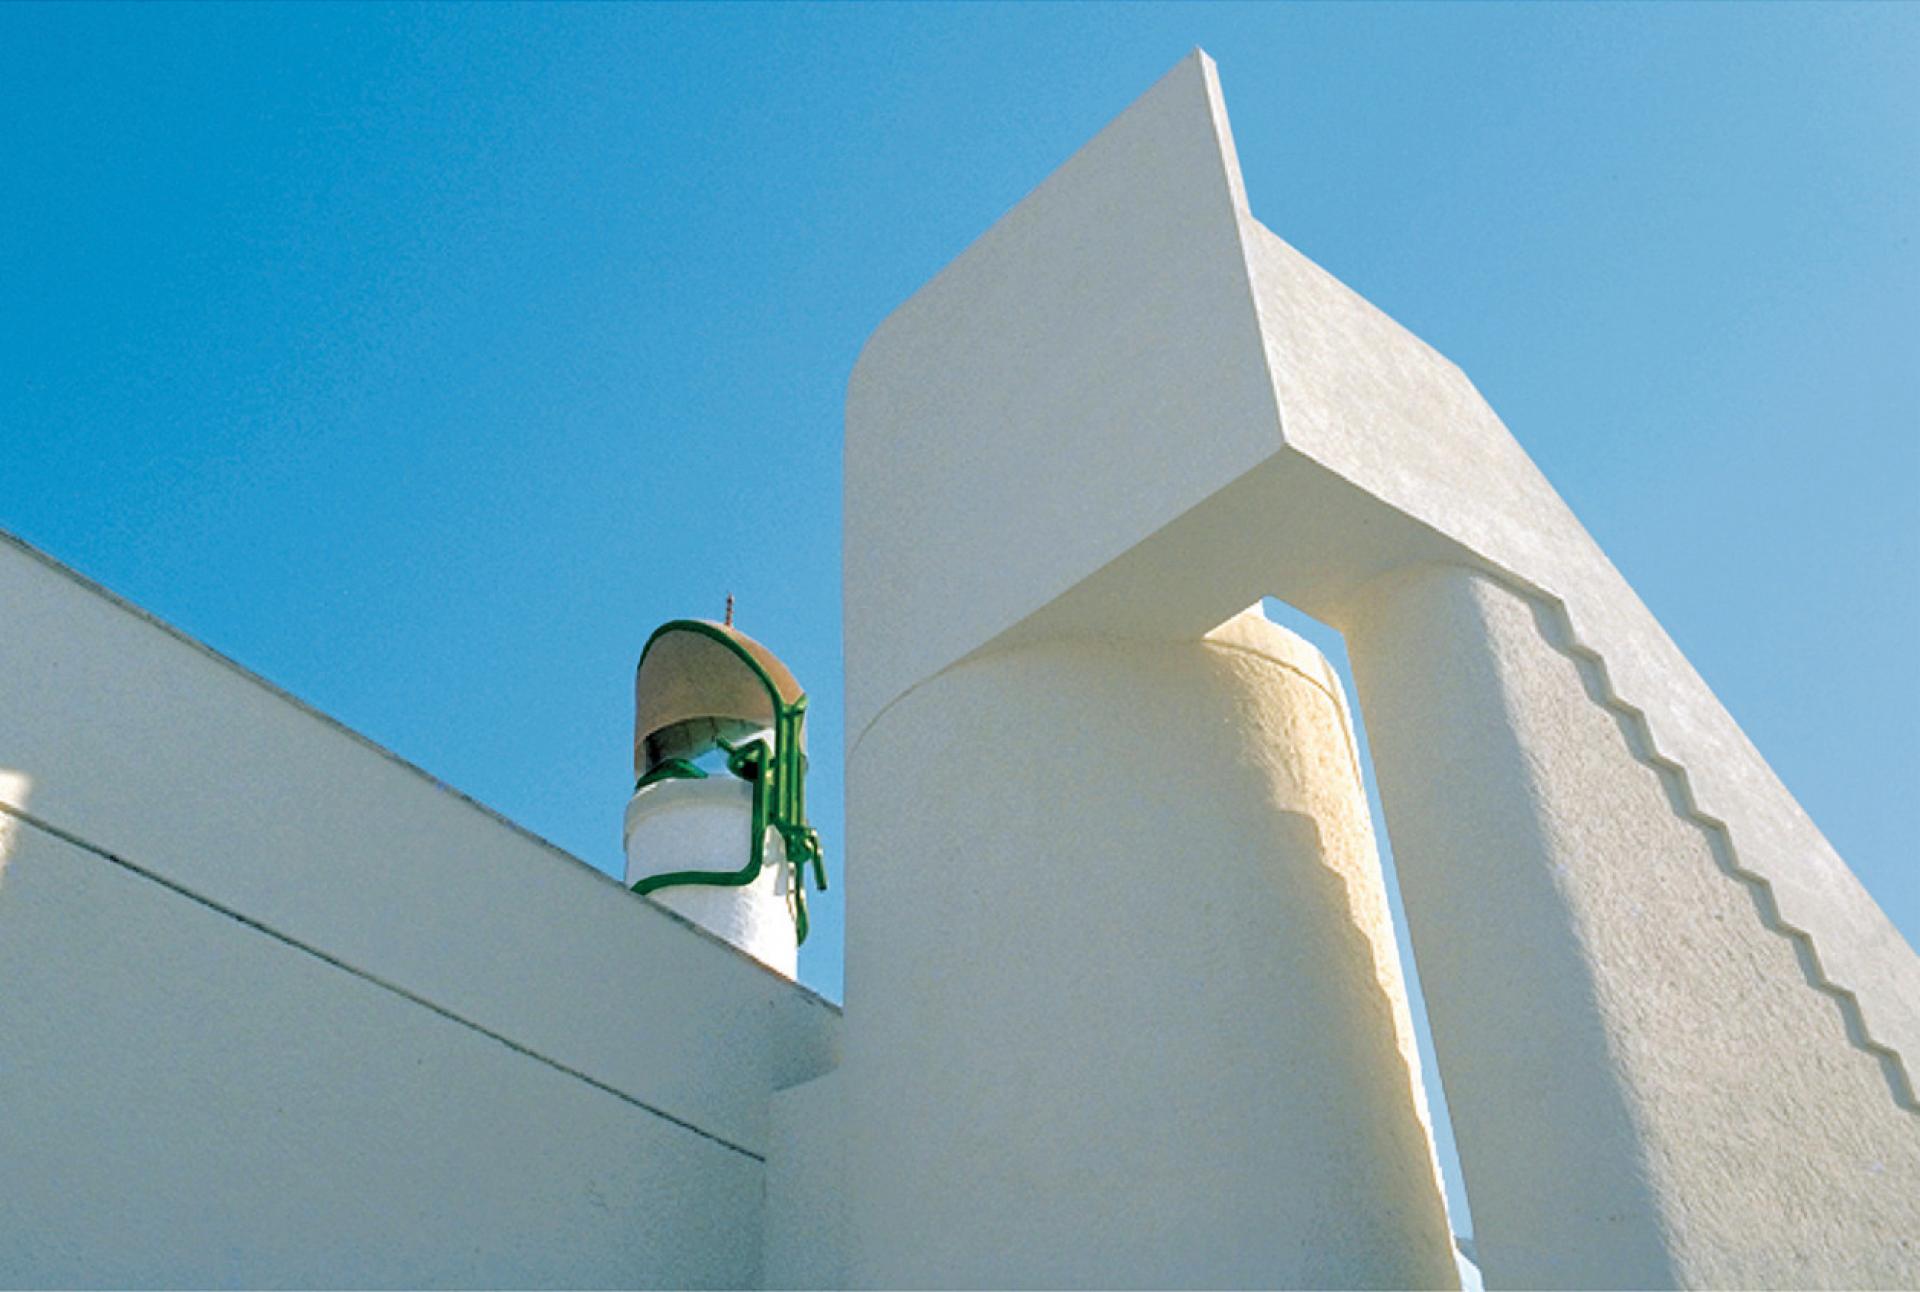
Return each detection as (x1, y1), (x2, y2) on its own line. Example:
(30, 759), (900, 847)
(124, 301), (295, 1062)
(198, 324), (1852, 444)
(840, 609), (1456, 1289)
(1342, 564), (1920, 1289)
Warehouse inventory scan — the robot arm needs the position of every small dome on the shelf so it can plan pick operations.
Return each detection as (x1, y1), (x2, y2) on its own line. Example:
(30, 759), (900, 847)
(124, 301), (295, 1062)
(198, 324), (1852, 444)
(634, 620), (806, 778)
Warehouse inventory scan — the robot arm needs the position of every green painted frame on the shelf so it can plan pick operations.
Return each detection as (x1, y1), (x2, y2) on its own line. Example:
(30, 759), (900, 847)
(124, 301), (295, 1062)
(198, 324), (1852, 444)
(629, 620), (828, 945)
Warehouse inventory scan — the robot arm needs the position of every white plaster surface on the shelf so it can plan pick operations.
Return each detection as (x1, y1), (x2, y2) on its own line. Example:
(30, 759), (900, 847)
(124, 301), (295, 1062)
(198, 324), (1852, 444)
(840, 613), (1457, 1289)
(762, 1070), (848, 1291)
(845, 46), (1920, 1281)
(845, 47), (1917, 1079)
(0, 819), (760, 1289)
(0, 530), (841, 1285)
(1345, 566), (1920, 1289)
(844, 51), (1279, 741)
(624, 776), (798, 978)
(1235, 209), (1920, 1102)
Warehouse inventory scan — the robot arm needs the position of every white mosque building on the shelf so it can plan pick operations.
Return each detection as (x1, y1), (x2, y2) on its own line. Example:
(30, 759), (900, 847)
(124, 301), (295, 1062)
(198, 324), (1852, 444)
(2, 51), (1915, 1290)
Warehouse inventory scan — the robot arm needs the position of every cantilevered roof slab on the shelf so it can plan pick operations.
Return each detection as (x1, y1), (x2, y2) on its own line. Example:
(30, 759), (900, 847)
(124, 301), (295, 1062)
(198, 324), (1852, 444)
(845, 49), (1916, 1082)
(846, 48), (1919, 1286)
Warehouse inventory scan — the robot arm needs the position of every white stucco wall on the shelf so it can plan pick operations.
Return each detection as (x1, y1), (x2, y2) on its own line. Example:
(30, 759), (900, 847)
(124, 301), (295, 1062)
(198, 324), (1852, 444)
(843, 48), (1920, 1282)
(839, 612), (1457, 1288)
(0, 530), (840, 1287)
(762, 1070), (849, 1291)
(0, 818), (764, 1288)
(1346, 566), (1920, 1289)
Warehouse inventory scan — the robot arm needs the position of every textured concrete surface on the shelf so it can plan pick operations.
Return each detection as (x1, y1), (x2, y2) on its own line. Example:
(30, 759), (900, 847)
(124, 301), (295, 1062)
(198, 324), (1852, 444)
(0, 530), (841, 1285)
(844, 47), (1919, 1282)
(1346, 566), (1920, 1289)
(840, 613), (1457, 1288)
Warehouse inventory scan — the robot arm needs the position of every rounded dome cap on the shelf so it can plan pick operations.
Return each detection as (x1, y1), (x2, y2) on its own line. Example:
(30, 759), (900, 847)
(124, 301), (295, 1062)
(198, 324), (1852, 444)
(634, 620), (806, 777)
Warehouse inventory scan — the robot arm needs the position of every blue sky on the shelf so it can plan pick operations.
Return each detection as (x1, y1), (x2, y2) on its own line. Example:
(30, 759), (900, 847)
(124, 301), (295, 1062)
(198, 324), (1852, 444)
(4, 2), (1915, 1239)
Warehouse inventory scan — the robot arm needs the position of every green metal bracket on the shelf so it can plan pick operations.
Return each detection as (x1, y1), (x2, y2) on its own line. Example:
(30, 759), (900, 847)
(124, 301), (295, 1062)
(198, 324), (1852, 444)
(629, 620), (828, 945)
(634, 757), (708, 792)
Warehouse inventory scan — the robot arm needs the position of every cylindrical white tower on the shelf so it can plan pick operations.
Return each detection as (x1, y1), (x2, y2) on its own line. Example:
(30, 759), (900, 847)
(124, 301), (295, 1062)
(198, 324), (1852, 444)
(624, 771), (797, 976)
(840, 608), (1457, 1288)
(622, 619), (824, 978)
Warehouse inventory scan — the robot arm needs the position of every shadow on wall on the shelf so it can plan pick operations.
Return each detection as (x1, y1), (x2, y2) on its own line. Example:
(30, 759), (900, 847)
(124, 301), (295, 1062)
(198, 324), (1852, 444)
(1257, 807), (1463, 1279)
(1533, 596), (1916, 1111)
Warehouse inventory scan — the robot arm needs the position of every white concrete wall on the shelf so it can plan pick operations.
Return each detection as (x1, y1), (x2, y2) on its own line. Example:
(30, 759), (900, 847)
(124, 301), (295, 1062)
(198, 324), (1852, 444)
(1346, 566), (1920, 1288)
(0, 818), (762, 1288)
(762, 1071), (849, 1291)
(844, 48), (1920, 1284)
(840, 612), (1457, 1288)
(842, 52), (1280, 743)
(0, 531), (840, 1287)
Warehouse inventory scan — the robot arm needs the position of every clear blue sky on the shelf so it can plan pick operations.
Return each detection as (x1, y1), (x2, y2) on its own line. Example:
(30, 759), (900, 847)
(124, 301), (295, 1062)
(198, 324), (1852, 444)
(4, 1), (1915, 1236)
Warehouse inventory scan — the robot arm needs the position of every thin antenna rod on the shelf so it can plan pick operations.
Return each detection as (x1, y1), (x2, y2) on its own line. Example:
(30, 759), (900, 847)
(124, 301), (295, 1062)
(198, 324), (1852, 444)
(724, 593), (734, 628)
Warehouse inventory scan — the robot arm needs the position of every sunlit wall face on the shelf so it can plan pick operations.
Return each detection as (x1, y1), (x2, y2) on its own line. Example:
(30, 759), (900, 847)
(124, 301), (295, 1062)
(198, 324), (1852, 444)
(0, 771), (30, 888)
